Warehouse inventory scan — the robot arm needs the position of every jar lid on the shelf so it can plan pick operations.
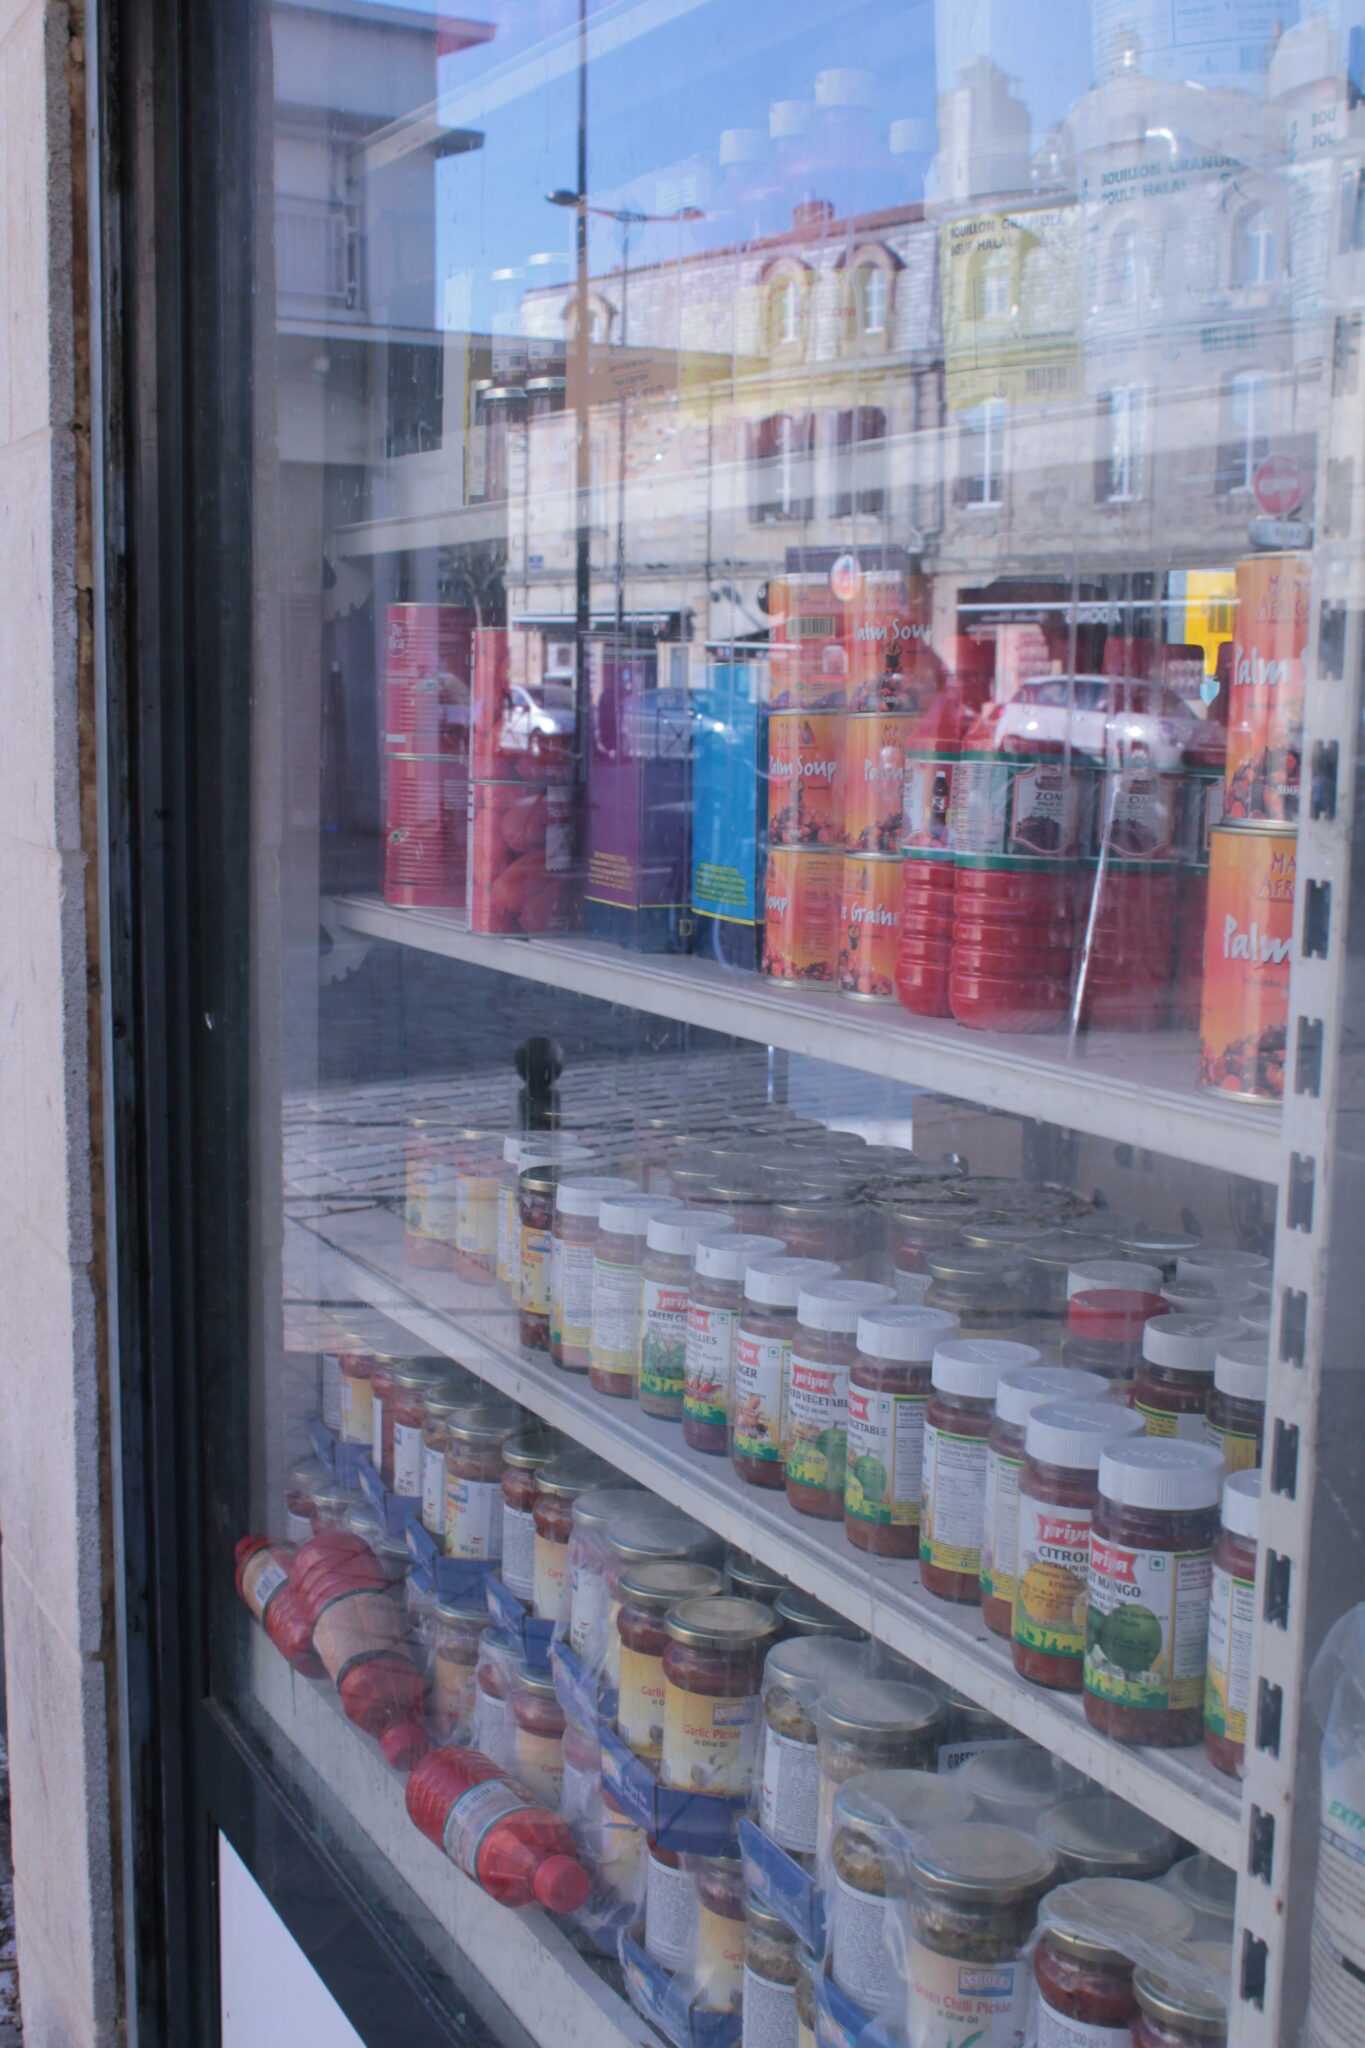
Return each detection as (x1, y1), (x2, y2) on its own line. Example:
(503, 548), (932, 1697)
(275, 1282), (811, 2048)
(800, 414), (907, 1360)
(1026, 1230), (1109, 1274)
(1066, 1257), (1163, 1300)
(1213, 1334), (1269, 1402)
(744, 1255), (840, 1308)
(796, 1279), (895, 1334)
(1111, 1223), (1203, 1261)
(1038, 1794), (1178, 1879)
(960, 1219), (1050, 1251)
(924, 1247), (1018, 1283)
(1221, 1467), (1262, 1540)
(695, 1231), (785, 1282)
(422, 1381), (480, 1422)
(1162, 1276), (1256, 1315)
(502, 1133), (591, 1166)
(706, 1174), (775, 1206)
(433, 1597), (492, 1629)
(817, 1678), (942, 1741)
(516, 1667), (560, 1698)
(725, 1550), (790, 1600)
(606, 1503), (712, 1564)
(994, 1363), (1108, 1426)
(931, 1337), (1041, 1398)
(1239, 1305), (1272, 1336)
(771, 1194), (861, 1225)
(1068, 1288), (1166, 1342)
(647, 1208), (736, 1256)
(1098, 1439), (1226, 1511)
(890, 1194), (971, 1229)
(833, 1768), (972, 1841)
(617, 1560), (724, 1609)
(663, 1595), (779, 1651)
(555, 1174), (641, 1218)
(1025, 1397), (1146, 1471)
(343, 1504), (386, 1540)
(311, 1482), (362, 1514)
(394, 1363), (450, 1392)
(773, 1587), (863, 1638)
(1141, 1312), (1243, 1372)
(445, 1398), (521, 1444)
(502, 1428), (562, 1471)
(1160, 1854), (1236, 1923)
(1039, 1877), (1193, 1964)
(856, 1304), (961, 1363)
(598, 1193), (684, 1238)
(909, 1822), (1056, 1903)
(958, 1740), (1080, 1812)
(536, 1451), (621, 1499)
(764, 1634), (868, 1697)
(519, 1158), (590, 1196)
(569, 1483), (646, 1527)
(744, 1899), (795, 1941)
(1176, 1247), (1271, 1282)
(1133, 1949), (1230, 2036)
(949, 1177), (1072, 1215)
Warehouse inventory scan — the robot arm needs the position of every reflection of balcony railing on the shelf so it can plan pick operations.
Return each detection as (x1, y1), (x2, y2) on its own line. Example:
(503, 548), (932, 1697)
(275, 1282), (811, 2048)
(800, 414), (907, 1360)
(275, 194), (360, 309)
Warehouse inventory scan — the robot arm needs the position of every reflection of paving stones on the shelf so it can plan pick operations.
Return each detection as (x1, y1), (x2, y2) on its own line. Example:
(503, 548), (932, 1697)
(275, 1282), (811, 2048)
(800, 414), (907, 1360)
(0, 1734), (19, 2042)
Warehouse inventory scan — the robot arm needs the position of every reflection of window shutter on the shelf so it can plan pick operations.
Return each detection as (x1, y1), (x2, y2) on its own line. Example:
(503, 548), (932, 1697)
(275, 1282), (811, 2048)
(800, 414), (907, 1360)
(1214, 439), (1238, 496)
(833, 411), (852, 519)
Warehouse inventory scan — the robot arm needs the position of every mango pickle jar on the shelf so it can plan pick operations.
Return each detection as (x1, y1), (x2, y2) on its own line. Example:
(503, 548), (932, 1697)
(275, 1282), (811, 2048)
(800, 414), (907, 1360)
(550, 1173), (639, 1370)
(639, 1209), (735, 1420)
(443, 1399), (519, 1562)
(1034, 1878), (1194, 2044)
(845, 1304), (961, 1556)
(499, 1428), (561, 1607)
(732, 1256), (840, 1489)
(683, 1231), (785, 1454)
(979, 1364), (1107, 1637)
(660, 1596), (778, 1797)
(784, 1279), (896, 1520)
(921, 1337), (1040, 1602)
(589, 1194), (685, 1399)
(616, 1560), (725, 1761)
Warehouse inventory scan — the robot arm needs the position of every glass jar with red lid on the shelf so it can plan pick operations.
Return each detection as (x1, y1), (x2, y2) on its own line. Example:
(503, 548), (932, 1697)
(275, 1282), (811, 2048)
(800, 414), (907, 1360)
(499, 1428), (561, 1607)
(1204, 1468), (1260, 1779)
(1034, 1877), (1194, 2042)
(512, 1666), (567, 1808)
(1085, 1440), (1225, 1745)
(1132, 1951), (1231, 2048)
(551, 1174), (639, 1370)
(1062, 1287), (1166, 1387)
(684, 1230), (785, 1454)
(732, 1256), (840, 1490)
(1012, 1398), (1145, 1691)
(921, 1337), (1040, 1602)
(589, 1194), (685, 1399)
(1205, 1336), (1268, 1473)
(616, 1559), (724, 1760)
(845, 1304), (962, 1556)
(979, 1363), (1108, 1636)
(530, 1452), (620, 1624)
(640, 1208), (736, 1419)
(784, 1279), (896, 1520)
(443, 1399), (519, 1562)
(1134, 1314), (1243, 1438)
(660, 1596), (778, 1797)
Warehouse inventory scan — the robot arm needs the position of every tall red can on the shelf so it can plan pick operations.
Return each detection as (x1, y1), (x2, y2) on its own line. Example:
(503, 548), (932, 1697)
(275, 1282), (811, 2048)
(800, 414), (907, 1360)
(384, 604), (474, 763)
(384, 755), (469, 908)
(468, 781), (583, 934)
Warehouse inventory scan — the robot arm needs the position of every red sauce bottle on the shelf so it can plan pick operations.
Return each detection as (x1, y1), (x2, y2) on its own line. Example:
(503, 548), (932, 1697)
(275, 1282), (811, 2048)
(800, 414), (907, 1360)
(1204, 1467), (1260, 1779)
(897, 676), (984, 1019)
(405, 1746), (591, 1910)
(1085, 1440), (1225, 1746)
(1012, 1398), (1145, 1692)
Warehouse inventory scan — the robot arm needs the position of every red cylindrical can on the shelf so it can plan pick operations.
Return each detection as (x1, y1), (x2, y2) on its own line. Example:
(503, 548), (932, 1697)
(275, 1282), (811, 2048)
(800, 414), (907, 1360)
(384, 755), (469, 908)
(468, 781), (584, 934)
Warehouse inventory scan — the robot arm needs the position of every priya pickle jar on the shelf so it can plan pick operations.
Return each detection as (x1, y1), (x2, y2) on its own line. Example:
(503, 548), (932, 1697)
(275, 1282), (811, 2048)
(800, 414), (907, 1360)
(906, 1823), (1057, 2045)
(1085, 1440), (1226, 1746)
(499, 1428), (562, 1607)
(551, 1174), (640, 1370)
(732, 1256), (840, 1489)
(616, 1560), (725, 1761)
(684, 1232), (786, 1454)
(1204, 1468), (1261, 1779)
(589, 1194), (685, 1399)
(921, 1338), (1041, 1603)
(828, 1770), (973, 2013)
(1062, 1288), (1167, 1388)
(759, 1635), (870, 1861)
(845, 1304), (962, 1556)
(1205, 1336), (1268, 1473)
(1134, 1315), (1243, 1439)
(979, 1364), (1108, 1636)
(660, 1596), (778, 1797)
(1034, 1878), (1195, 2046)
(640, 1209), (736, 1420)
(815, 1679), (944, 1860)
(1012, 1399), (1146, 1692)
(784, 1279), (896, 1520)
(443, 1400), (520, 1562)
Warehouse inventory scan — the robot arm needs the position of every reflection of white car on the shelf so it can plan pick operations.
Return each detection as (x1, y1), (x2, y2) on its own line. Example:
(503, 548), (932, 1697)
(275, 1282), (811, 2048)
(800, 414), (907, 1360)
(502, 683), (576, 752)
(993, 676), (1223, 771)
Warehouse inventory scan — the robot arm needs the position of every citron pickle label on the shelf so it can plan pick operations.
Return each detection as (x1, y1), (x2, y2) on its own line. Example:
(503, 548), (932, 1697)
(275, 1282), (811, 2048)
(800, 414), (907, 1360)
(1198, 826), (1295, 1102)
(1013, 1503), (1091, 1662)
(1085, 1536), (1213, 1712)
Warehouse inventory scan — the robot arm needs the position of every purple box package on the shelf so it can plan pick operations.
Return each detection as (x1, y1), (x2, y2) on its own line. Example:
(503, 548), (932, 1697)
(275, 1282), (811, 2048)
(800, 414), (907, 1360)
(584, 639), (691, 952)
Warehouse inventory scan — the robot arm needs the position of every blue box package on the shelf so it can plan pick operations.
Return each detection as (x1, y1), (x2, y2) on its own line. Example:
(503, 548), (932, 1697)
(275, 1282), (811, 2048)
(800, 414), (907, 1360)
(689, 661), (767, 971)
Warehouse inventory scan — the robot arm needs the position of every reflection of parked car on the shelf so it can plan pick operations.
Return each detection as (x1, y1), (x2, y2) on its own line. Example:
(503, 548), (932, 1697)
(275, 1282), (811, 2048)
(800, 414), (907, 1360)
(992, 677), (1224, 770)
(502, 683), (576, 752)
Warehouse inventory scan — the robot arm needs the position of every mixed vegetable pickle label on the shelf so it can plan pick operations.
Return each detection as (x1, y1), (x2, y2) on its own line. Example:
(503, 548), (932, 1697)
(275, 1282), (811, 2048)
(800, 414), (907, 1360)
(1084, 1538), (1214, 1711)
(784, 1352), (850, 1495)
(919, 1424), (990, 1572)
(845, 1386), (926, 1528)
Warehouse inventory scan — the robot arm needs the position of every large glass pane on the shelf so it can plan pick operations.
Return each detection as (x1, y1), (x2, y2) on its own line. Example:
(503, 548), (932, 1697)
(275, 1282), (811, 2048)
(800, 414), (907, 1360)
(215, 0), (1363, 2037)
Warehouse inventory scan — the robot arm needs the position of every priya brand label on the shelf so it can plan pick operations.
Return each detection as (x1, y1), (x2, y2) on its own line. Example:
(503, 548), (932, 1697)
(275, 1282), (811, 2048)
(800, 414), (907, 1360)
(1198, 824), (1295, 1102)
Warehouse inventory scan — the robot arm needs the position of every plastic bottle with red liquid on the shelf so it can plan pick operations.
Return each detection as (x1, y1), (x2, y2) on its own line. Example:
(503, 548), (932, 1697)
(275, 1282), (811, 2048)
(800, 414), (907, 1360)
(946, 683), (1084, 1033)
(896, 638), (992, 1020)
(406, 1745), (592, 1911)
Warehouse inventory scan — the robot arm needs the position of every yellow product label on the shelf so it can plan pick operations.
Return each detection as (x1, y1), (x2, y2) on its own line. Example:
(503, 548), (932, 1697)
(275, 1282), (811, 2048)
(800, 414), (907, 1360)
(661, 1682), (758, 1796)
(515, 1725), (564, 1809)
(432, 1648), (474, 1733)
(338, 1373), (373, 1446)
(694, 1902), (745, 2015)
(520, 1223), (552, 1315)
(618, 1641), (666, 1759)
(533, 1530), (568, 1622)
(1207, 1420), (1260, 1475)
(1136, 1401), (1209, 1442)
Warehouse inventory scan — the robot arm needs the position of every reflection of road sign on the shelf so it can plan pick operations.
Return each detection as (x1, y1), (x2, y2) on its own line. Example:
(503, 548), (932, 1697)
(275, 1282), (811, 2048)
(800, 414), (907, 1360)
(1253, 457), (1304, 517)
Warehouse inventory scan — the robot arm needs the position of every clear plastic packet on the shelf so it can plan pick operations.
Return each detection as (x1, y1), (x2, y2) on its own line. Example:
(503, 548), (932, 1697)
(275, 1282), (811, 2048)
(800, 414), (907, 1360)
(814, 1680), (945, 1861)
(953, 1739), (1085, 1829)
(757, 1636), (873, 1864)
(556, 1483), (647, 1663)
(1303, 1603), (1365, 2047)
(468, 1625), (525, 1772)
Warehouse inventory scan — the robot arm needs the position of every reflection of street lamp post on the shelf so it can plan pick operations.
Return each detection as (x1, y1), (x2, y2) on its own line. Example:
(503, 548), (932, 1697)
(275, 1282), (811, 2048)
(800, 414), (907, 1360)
(547, 189), (703, 634)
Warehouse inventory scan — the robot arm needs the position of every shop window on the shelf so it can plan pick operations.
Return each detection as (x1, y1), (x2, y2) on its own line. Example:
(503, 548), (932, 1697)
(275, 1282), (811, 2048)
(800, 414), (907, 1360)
(384, 343), (443, 458)
(832, 407), (887, 517)
(1218, 370), (1271, 493)
(957, 398), (1005, 507)
(857, 263), (889, 336)
(1233, 207), (1277, 286)
(748, 413), (815, 522)
(1098, 385), (1146, 502)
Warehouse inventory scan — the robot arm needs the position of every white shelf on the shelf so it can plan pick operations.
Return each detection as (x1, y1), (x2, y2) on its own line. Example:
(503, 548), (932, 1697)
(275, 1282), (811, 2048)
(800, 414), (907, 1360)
(327, 893), (1281, 1185)
(292, 1198), (1244, 1870)
(251, 1634), (655, 2048)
